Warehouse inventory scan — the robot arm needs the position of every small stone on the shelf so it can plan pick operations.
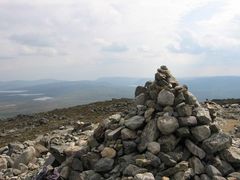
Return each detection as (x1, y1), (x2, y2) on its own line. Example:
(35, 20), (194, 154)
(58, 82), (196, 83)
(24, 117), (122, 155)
(221, 146), (240, 164)
(135, 158), (151, 167)
(101, 147), (116, 159)
(185, 139), (206, 159)
(136, 93), (146, 105)
(0, 157), (7, 170)
(138, 119), (159, 153)
(176, 127), (190, 137)
(191, 125), (211, 142)
(94, 158), (114, 172)
(158, 134), (179, 153)
(144, 108), (155, 120)
(123, 164), (148, 176)
(123, 141), (137, 154)
(178, 116), (198, 127)
(189, 156), (205, 175)
(157, 89), (175, 106)
(176, 103), (192, 117)
(196, 108), (212, 125)
(125, 116), (145, 130)
(13, 146), (36, 168)
(202, 133), (232, 154)
(121, 128), (137, 140)
(157, 116), (179, 135)
(159, 152), (177, 167)
(147, 142), (160, 155)
(134, 172), (155, 180)
(71, 158), (83, 171)
(205, 165), (222, 177)
(107, 127), (123, 140)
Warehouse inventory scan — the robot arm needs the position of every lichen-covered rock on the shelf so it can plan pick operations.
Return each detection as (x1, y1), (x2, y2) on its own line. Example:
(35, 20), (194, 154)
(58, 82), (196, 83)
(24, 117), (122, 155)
(125, 116), (145, 130)
(157, 89), (175, 106)
(157, 116), (179, 135)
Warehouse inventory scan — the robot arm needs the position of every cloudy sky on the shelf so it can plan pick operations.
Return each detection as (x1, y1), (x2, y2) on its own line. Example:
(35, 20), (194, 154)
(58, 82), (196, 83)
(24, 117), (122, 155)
(0, 0), (240, 80)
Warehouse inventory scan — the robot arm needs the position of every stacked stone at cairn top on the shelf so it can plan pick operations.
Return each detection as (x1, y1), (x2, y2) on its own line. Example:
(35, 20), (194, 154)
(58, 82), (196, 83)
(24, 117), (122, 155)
(61, 66), (240, 180)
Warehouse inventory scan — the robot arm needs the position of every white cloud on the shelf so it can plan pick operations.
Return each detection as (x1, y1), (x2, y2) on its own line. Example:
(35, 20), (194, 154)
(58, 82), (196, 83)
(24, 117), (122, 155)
(0, 0), (240, 80)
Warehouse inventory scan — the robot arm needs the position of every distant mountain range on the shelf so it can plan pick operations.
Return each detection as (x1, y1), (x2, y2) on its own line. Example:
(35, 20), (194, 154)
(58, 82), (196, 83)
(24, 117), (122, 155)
(0, 76), (239, 118)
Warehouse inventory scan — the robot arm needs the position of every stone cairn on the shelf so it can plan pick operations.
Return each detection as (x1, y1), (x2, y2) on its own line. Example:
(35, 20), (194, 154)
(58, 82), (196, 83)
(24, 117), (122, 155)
(44, 66), (240, 180)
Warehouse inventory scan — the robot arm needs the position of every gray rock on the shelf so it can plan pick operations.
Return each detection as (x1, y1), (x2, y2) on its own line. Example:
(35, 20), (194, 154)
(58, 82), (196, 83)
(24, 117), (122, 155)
(123, 141), (137, 154)
(144, 108), (155, 120)
(157, 116), (179, 135)
(138, 119), (159, 152)
(135, 86), (147, 97)
(202, 133), (232, 154)
(125, 116), (145, 130)
(205, 165), (222, 177)
(107, 127), (123, 140)
(191, 125), (211, 142)
(185, 139), (206, 159)
(134, 172), (155, 180)
(189, 156), (205, 175)
(13, 146), (36, 168)
(81, 152), (100, 170)
(221, 147), (240, 164)
(212, 176), (226, 180)
(176, 127), (190, 137)
(121, 128), (137, 140)
(79, 170), (104, 180)
(123, 164), (147, 176)
(147, 142), (160, 155)
(0, 157), (7, 170)
(159, 152), (177, 167)
(60, 166), (71, 179)
(68, 171), (81, 180)
(228, 172), (240, 179)
(178, 116), (198, 127)
(136, 93), (146, 105)
(200, 174), (211, 180)
(212, 157), (234, 176)
(71, 158), (83, 171)
(196, 108), (212, 125)
(158, 161), (189, 177)
(157, 89), (175, 106)
(158, 134), (179, 152)
(94, 158), (114, 172)
(176, 103), (192, 117)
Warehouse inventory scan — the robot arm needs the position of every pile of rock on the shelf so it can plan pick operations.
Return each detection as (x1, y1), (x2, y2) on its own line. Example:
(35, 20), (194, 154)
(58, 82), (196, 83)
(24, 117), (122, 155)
(38, 66), (239, 180)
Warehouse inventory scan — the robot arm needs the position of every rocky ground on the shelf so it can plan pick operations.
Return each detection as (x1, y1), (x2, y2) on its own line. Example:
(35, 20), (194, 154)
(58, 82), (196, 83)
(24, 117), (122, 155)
(0, 66), (240, 180)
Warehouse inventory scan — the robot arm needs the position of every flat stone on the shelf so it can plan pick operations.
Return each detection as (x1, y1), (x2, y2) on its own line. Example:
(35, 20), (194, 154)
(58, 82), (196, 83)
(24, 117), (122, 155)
(107, 127), (123, 140)
(138, 119), (159, 152)
(13, 146), (36, 168)
(191, 125), (211, 142)
(134, 172), (155, 180)
(205, 165), (222, 177)
(123, 164), (147, 176)
(157, 89), (175, 106)
(159, 152), (177, 167)
(125, 116), (145, 130)
(121, 128), (137, 140)
(94, 158), (114, 172)
(157, 116), (179, 135)
(221, 146), (240, 164)
(196, 108), (212, 125)
(202, 133), (232, 154)
(176, 103), (192, 117)
(136, 93), (146, 105)
(178, 116), (198, 127)
(185, 139), (206, 159)
(189, 156), (205, 175)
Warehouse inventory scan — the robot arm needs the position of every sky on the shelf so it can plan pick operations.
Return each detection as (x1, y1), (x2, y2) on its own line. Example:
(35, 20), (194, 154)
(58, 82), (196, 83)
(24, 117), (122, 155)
(0, 0), (240, 80)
